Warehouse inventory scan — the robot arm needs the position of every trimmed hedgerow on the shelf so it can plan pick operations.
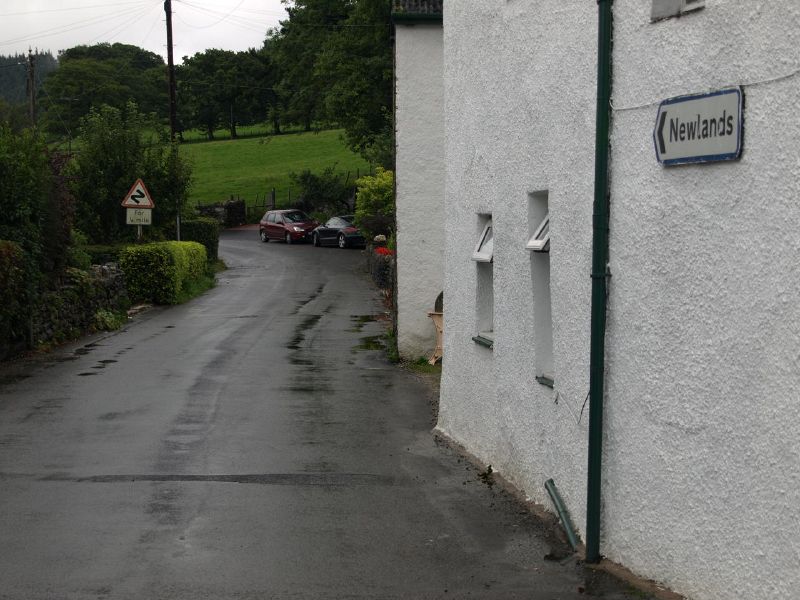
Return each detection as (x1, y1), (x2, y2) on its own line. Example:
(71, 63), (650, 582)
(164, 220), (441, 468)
(180, 218), (219, 262)
(119, 241), (207, 304)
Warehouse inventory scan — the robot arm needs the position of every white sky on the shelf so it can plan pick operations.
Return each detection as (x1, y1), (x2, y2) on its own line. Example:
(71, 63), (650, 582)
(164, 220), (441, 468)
(0, 0), (289, 62)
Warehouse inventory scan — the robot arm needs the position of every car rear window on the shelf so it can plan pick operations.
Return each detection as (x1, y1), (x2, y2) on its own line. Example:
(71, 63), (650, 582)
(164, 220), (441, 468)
(283, 211), (310, 222)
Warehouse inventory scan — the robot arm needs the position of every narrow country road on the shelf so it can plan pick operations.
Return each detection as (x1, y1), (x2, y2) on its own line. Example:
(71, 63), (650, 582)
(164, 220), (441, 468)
(0, 230), (646, 599)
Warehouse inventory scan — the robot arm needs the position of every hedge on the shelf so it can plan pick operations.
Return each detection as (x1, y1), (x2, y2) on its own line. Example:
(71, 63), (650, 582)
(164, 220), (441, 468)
(180, 217), (220, 262)
(119, 241), (207, 304)
(0, 240), (30, 347)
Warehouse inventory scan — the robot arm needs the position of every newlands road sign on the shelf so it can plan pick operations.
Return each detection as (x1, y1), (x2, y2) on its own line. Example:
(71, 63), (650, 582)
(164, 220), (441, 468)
(654, 87), (743, 166)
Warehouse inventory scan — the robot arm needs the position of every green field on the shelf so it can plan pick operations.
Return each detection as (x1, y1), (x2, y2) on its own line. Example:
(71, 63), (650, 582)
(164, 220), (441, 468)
(179, 129), (372, 220)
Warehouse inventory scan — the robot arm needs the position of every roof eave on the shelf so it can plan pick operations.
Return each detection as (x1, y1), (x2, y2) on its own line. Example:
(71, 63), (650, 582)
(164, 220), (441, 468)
(391, 12), (443, 24)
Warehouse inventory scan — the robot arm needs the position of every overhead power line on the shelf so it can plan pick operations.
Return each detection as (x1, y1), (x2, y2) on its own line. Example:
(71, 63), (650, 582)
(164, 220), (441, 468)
(0, 1), (162, 49)
(0, 1), (149, 18)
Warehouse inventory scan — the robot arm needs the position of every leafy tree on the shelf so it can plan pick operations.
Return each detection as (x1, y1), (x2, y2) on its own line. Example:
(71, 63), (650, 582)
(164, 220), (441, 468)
(271, 0), (351, 131)
(237, 47), (282, 134)
(39, 44), (167, 138)
(0, 51), (57, 105)
(316, 0), (393, 167)
(0, 125), (76, 340)
(0, 126), (51, 271)
(0, 98), (29, 132)
(290, 165), (354, 216)
(267, 0), (392, 164)
(178, 50), (240, 139)
(67, 103), (192, 244)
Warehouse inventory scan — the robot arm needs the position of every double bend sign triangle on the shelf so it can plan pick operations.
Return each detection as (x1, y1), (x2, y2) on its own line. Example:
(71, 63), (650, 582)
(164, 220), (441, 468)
(121, 179), (155, 209)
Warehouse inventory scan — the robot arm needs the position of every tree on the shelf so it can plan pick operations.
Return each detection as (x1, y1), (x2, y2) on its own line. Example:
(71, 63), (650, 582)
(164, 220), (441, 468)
(316, 0), (393, 167)
(178, 49), (247, 139)
(67, 103), (192, 244)
(271, 0), (351, 131)
(290, 165), (354, 216)
(0, 126), (51, 270)
(39, 44), (167, 138)
(0, 51), (57, 105)
(0, 126), (75, 295)
(268, 0), (393, 165)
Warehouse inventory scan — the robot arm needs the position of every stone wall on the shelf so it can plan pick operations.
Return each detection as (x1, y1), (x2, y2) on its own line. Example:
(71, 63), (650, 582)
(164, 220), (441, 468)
(30, 265), (129, 347)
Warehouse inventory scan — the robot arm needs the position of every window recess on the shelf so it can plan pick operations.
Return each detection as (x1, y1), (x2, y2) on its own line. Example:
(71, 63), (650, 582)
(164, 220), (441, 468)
(473, 215), (494, 346)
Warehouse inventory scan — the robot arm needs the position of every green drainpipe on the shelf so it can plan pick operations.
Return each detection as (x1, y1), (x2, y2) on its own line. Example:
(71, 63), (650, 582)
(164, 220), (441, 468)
(586, 0), (613, 564)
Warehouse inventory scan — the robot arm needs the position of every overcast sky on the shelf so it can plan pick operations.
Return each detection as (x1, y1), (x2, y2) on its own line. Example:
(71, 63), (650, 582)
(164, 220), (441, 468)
(0, 0), (289, 61)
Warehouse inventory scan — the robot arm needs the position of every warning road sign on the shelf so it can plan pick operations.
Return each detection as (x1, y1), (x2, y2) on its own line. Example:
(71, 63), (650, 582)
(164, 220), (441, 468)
(121, 179), (155, 208)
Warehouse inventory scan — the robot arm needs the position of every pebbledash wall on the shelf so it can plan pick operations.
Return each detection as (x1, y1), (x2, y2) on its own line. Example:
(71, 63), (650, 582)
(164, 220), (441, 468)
(394, 15), (445, 359)
(438, 2), (800, 600)
(439, 0), (598, 573)
(604, 3), (800, 599)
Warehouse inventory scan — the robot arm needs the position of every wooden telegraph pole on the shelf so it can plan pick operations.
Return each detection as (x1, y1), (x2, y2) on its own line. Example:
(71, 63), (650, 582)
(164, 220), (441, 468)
(164, 0), (177, 141)
(164, 0), (181, 240)
(26, 48), (36, 127)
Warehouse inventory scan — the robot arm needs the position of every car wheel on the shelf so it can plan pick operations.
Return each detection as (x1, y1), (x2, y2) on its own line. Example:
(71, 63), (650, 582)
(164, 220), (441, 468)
(313, 232), (320, 247)
(285, 232), (292, 245)
(260, 230), (268, 243)
(338, 233), (347, 249)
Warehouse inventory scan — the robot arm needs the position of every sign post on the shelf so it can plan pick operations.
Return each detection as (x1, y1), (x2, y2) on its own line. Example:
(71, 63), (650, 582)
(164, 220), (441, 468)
(654, 87), (743, 166)
(121, 179), (155, 241)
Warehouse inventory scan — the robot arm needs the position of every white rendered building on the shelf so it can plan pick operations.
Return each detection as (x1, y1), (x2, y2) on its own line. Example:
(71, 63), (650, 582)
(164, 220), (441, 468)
(392, 1), (445, 360)
(436, 2), (800, 599)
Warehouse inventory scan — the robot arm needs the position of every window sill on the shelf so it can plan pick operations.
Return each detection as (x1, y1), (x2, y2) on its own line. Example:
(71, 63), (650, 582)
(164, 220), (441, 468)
(535, 375), (554, 388)
(472, 334), (494, 349)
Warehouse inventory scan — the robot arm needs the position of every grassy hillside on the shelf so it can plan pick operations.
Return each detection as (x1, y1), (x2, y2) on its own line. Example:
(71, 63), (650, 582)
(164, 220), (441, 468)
(180, 129), (372, 219)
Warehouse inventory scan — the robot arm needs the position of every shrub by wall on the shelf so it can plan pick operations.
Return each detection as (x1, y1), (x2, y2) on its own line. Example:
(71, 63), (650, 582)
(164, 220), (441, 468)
(354, 167), (394, 239)
(0, 240), (31, 356)
(119, 241), (207, 304)
(181, 218), (220, 262)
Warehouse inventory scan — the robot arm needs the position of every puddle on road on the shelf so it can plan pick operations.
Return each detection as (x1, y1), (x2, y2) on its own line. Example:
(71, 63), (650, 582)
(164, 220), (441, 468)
(353, 335), (385, 352)
(293, 284), (326, 314)
(286, 314), (322, 350)
(348, 314), (377, 334)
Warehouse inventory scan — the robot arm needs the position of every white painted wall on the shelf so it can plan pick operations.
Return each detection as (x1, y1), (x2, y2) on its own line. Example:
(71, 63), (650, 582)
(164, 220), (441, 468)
(439, 0), (598, 539)
(605, 2), (800, 599)
(395, 22), (445, 360)
(439, 1), (800, 599)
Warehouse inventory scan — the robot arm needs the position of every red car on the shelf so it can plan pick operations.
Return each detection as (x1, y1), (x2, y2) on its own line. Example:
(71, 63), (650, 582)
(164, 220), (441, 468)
(259, 209), (319, 244)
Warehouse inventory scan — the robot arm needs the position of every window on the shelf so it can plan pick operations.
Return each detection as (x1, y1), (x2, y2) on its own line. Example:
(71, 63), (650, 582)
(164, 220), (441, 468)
(473, 215), (494, 347)
(526, 214), (550, 252)
(651, 0), (704, 22)
(528, 191), (553, 383)
(267, 213), (276, 224)
(472, 223), (494, 262)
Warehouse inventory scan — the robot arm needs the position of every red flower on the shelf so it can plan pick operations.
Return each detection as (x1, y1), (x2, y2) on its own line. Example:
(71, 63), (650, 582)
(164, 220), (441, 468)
(374, 247), (395, 256)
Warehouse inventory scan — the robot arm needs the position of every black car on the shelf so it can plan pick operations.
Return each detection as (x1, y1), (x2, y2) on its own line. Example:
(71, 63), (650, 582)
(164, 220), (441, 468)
(311, 215), (366, 249)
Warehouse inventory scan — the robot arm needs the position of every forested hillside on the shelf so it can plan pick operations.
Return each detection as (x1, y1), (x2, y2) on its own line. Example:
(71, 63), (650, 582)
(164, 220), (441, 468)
(0, 51), (57, 104)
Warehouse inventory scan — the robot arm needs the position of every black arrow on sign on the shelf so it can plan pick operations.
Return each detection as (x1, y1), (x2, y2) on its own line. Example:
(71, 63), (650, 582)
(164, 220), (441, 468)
(130, 189), (145, 204)
(657, 110), (667, 155)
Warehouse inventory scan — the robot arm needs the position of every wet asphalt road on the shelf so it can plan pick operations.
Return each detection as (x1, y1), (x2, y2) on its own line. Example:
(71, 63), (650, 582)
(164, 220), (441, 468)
(0, 230), (646, 600)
